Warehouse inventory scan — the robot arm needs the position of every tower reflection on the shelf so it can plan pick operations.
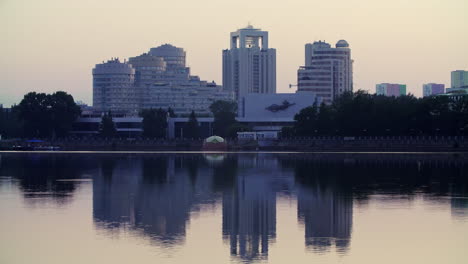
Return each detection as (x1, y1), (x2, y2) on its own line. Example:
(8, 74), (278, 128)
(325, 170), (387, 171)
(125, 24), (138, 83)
(297, 186), (352, 253)
(286, 156), (354, 253)
(220, 154), (293, 261)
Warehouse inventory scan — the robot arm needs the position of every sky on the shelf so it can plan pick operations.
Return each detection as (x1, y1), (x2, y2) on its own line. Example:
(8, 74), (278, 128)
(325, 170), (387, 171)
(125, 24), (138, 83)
(1, 0), (467, 107)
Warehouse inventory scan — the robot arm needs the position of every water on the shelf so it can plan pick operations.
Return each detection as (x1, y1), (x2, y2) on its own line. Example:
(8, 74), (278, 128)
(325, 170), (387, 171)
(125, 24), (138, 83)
(0, 152), (467, 264)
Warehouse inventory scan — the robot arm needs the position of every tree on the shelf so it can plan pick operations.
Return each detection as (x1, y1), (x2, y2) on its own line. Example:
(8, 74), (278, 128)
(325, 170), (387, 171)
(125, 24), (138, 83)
(0, 106), (22, 138)
(49, 91), (82, 137)
(209, 100), (237, 137)
(99, 112), (117, 138)
(16, 91), (81, 138)
(167, 107), (177, 117)
(294, 102), (318, 136)
(184, 110), (200, 138)
(209, 100), (237, 116)
(139, 108), (167, 138)
(291, 91), (468, 137)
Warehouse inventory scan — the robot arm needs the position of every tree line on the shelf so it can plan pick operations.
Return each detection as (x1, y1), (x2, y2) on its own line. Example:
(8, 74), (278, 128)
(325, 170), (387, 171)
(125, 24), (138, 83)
(3, 91), (467, 140)
(1, 91), (81, 139)
(284, 91), (468, 137)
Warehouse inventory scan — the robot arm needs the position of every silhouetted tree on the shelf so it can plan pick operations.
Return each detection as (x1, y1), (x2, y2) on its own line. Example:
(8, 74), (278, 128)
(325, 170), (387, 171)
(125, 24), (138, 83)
(99, 112), (117, 138)
(16, 91), (81, 138)
(140, 108), (167, 138)
(167, 107), (177, 117)
(184, 110), (200, 138)
(291, 91), (468, 137)
(294, 102), (319, 136)
(209, 100), (237, 137)
(0, 106), (22, 138)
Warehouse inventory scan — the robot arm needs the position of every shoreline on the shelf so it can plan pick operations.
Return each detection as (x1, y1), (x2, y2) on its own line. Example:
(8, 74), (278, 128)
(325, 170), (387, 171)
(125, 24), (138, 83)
(1, 137), (467, 152)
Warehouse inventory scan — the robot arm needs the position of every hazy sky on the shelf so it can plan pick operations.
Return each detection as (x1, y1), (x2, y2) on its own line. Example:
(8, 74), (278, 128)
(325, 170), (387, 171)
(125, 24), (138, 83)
(1, 0), (467, 106)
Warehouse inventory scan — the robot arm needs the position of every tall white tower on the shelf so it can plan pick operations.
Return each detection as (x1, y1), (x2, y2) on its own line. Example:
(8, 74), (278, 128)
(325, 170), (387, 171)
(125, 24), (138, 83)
(222, 25), (276, 104)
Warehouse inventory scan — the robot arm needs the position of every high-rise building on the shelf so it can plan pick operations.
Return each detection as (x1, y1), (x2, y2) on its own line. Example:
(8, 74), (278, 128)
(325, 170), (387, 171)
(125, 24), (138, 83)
(222, 25), (276, 102)
(297, 40), (353, 104)
(376, 83), (406, 97)
(423, 83), (445, 97)
(451, 70), (468, 89)
(93, 45), (234, 116)
(92, 58), (137, 112)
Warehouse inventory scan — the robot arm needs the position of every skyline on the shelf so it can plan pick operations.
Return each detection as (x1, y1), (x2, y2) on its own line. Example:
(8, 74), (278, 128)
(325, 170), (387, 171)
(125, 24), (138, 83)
(1, 0), (467, 107)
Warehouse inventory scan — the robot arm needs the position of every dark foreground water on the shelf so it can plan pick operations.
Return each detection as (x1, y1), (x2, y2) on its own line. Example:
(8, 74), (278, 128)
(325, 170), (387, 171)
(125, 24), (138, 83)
(0, 152), (467, 264)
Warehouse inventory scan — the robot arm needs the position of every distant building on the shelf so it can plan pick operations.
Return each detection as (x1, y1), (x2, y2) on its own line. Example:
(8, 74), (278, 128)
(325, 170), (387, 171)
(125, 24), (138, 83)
(92, 59), (137, 113)
(423, 83), (445, 97)
(445, 70), (468, 98)
(451, 70), (468, 89)
(92, 45), (234, 116)
(297, 40), (353, 104)
(376, 83), (406, 97)
(222, 25), (276, 101)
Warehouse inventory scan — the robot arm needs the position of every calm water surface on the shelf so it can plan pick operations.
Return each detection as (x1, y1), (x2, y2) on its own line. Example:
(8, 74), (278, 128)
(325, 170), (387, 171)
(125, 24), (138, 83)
(0, 152), (467, 264)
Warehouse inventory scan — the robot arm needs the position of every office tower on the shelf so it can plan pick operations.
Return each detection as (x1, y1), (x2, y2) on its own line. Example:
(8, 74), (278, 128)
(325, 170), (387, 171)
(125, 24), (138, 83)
(297, 40), (353, 104)
(376, 83), (406, 97)
(451, 70), (468, 89)
(422, 83), (445, 97)
(92, 58), (137, 112)
(222, 25), (276, 101)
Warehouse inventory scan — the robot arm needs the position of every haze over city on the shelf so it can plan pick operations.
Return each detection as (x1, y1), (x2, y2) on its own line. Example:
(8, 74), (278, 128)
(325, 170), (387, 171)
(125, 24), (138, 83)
(1, 0), (467, 107)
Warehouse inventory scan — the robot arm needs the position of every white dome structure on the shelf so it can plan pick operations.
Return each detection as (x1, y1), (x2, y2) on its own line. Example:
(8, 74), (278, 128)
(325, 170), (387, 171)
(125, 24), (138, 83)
(205, 136), (225, 143)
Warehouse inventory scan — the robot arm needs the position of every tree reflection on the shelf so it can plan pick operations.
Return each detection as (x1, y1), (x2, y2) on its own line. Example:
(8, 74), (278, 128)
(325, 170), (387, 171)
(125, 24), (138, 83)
(0, 154), (95, 206)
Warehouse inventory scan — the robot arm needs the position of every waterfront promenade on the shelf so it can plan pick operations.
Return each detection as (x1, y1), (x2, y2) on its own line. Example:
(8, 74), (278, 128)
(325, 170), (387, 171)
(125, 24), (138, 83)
(1, 136), (467, 152)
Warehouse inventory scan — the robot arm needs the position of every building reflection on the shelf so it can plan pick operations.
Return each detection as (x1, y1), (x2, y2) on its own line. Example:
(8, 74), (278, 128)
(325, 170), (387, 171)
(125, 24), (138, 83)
(282, 156), (355, 253)
(450, 182), (468, 220)
(297, 186), (352, 253)
(93, 156), (211, 245)
(221, 154), (286, 261)
(80, 153), (468, 256)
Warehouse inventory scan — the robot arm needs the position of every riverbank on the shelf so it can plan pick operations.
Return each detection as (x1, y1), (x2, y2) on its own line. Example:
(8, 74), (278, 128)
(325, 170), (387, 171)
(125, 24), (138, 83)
(1, 136), (467, 152)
